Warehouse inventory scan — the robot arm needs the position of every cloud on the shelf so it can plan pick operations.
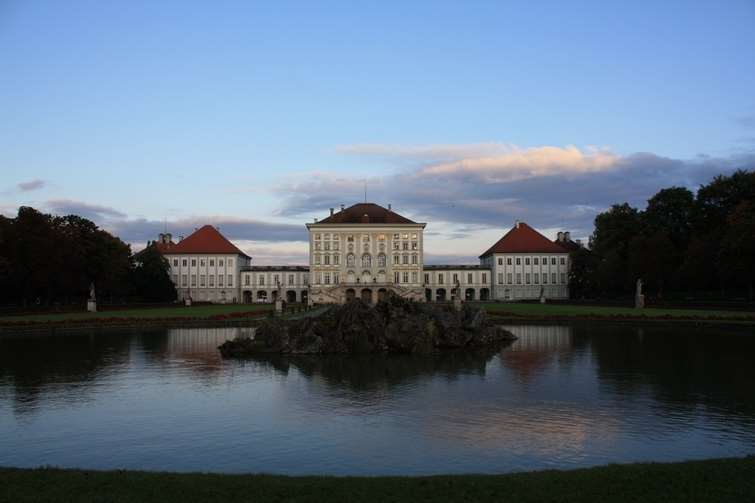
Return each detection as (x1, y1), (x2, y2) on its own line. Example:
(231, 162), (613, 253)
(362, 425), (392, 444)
(275, 143), (755, 239)
(46, 199), (127, 220)
(735, 113), (755, 129)
(17, 179), (46, 192)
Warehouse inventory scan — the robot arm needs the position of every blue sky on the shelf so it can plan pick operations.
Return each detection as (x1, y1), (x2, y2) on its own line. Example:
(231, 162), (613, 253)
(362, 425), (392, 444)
(2, 1), (754, 263)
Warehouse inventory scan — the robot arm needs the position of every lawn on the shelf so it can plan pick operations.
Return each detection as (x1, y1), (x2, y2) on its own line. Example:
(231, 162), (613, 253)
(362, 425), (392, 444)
(0, 303), (272, 325)
(483, 302), (755, 320)
(1, 457), (753, 503)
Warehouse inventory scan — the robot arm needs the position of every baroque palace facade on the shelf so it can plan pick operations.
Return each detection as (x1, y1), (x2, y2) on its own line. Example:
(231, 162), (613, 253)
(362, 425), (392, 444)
(155, 203), (574, 304)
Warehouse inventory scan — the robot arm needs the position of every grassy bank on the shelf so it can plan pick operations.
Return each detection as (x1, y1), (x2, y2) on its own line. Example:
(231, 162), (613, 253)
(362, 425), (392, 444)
(483, 302), (755, 321)
(1, 457), (753, 503)
(0, 303), (273, 326)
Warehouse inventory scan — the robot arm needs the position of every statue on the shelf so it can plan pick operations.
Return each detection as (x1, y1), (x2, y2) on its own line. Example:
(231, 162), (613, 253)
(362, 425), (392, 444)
(635, 278), (644, 309)
(453, 279), (462, 311)
(539, 285), (546, 304)
(87, 282), (97, 312)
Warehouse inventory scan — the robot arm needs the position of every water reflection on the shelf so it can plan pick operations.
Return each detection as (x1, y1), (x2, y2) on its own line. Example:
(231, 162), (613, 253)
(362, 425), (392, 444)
(0, 323), (754, 475)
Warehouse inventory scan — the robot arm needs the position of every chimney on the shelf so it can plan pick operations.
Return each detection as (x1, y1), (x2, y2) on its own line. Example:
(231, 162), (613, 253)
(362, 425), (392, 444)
(564, 231), (571, 242)
(330, 208), (334, 216)
(388, 203), (392, 211)
(340, 204), (345, 211)
(158, 232), (165, 243)
(557, 231), (564, 242)
(165, 233), (172, 243)
(515, 220), (520, 229)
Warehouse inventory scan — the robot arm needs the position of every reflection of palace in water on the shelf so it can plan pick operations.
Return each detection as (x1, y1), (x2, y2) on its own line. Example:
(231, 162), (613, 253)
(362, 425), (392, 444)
(163, 327), (254, 366)
(498, 325), (575, 380)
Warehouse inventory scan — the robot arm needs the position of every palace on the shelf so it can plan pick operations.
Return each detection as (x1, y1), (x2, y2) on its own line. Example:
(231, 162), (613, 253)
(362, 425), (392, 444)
(155, 203), (576, 304)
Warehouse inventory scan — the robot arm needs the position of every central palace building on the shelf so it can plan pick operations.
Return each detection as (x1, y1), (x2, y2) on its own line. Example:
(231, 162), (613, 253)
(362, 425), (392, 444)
(155, 203), (575, 305)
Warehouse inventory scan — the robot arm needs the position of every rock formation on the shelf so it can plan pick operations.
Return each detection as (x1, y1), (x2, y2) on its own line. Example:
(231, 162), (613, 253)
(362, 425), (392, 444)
(219, 295), (517, 357)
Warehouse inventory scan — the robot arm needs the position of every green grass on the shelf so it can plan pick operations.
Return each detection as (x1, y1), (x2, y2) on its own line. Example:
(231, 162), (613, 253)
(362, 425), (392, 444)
(1, 457), (753, 503)
(0, 303), (272, 325)
(482, 302), (755, 320)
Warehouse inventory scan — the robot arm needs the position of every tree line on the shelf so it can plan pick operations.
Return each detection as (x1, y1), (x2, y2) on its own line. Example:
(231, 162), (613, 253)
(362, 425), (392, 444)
(0, 207), (176, 307)
(570, 170), (755, 301)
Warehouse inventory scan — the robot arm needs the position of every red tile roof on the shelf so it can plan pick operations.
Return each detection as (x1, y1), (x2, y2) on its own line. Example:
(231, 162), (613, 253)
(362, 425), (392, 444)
(315, 203), (417, 224)
(161, 225), (250, 258)
(480, 222), (569, 257)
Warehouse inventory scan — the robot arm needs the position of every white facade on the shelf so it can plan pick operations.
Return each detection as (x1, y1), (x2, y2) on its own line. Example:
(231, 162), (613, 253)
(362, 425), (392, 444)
(482, 252), (569, 300)
(240, 266), (309, 304)
(423, 266), (492, 302)
(166, 253), (250, 303)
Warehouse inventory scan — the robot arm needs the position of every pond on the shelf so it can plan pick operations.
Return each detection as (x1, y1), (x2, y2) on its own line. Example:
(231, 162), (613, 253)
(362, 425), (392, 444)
(1, 323), (754, 475)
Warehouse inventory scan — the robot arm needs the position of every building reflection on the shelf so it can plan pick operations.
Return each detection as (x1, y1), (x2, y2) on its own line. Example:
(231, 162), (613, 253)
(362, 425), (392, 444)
(497, 324), (576, 381)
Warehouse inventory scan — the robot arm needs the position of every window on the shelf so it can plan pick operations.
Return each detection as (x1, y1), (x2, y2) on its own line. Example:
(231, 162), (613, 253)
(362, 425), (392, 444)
(362, 254), (372, 268)
(289, 275), (294, 285)
(507, 273), (512, 284)
(333, 242), (340, 251)
(394, 271), (400, 283)
(315, 242), (321, 250)
(173, 259), (178, 267)
(219, 260), (224, 267)
(363, 243), (369, 252)
(516, 273), (521, 284)
(274, 274), (279, 285)
(507, 258), (512, 265)
(378, 234), (385, 241)
(411, 254), (418, 265)
(259, 276), (264, 286)
(324, 255), (330, 265)
(402, 233), (409, 239)
(324, 233), (330, 239)
(543, 274), (548, 284)
(560, 257), (566, 265)
(347, 254), (355, 267)
(243, 275), (248, 286)
(402, 254), (408, 265)
(378, 254), (386, 267)
(525, 273), (530, 284)
(333, 234), (339, 240)
(181, 275), (187, 287)
(228, 275), (233, 287)
(315, 255), (321, 265)
(534, 258), (539, 265)
(403, 242), (409, 250)
(324, 242), (330, 251)
(551, 258), (556, 265)
(438, 274), (444, 285)
(334, 273), (339, 284)
(324, 273), (330, 285)
(542, 257), (547, 264)
(453, 273), (459, 284)
(393, 255), (399, 265)
(363, 234), (370, 241)
(411, 242), (418, 250)
(393, 242), (400, 250)
(334, 254), (340, 265)
(534, 273), (539, 284)
(411, 233), (417, 239)
(202, 275), (207, 287)
(228, 259), (233, 267)
(497, 273), (503, 284)
(525, 258), (530, 265)
(200, 259), (205, 267)
(552, 273), (557, 284)
(516, 258), (521, 265)
(218, 275), (224, 287)
(210, 259), (214, 267)
(412, 272), (418, 283)
(424, 273), (429, 284)
(402, 272), (409, 283)
(173, 274), (178, 284)
(468, 273), (473, 284)
(209, 275), (215, 287)
(561, 273), (566, 284)
(182, 259), (187, 267)
(315, 234), (321, 240)
(498, 258), (503, 265)
(393, 233), (400, 240)
(482, 273), (487, 284)
(347, 235), (354, 242)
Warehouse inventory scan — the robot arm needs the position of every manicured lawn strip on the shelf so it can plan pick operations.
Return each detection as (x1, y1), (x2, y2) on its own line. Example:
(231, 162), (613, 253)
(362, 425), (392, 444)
(483, 302), (755, 320)
(0, 304), (273, 325)
(1, 457), (753, 503)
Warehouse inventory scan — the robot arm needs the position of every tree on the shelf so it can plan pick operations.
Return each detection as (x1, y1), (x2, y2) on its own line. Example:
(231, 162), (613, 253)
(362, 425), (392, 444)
(590, 203), (641, 294)
(131, 244), (177, 302)
(719, 201), (755, 300)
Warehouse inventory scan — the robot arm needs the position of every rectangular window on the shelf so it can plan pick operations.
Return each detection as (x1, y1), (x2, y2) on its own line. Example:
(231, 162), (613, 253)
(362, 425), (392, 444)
(467, 273), (473, 284)
(259, 276), (265, 286)
(438, 274), (444, 285)
(228, 259), (233, 267)
(191, 259), (196, 267)
(173, 274), (178, 284)
(402, 233), (409, 239)
(333, 242), (339, 251)
(219, 260), (224, 267)
(334, 254), (340, 265)
(411, 255), (418, 265)
(497, 273), (503, 284)
(403, 272), (409, 283)
(516, 273), (521, 284)
(228, 275), (233, 287)
(200, 259), (205, 267)
(542, 257), (547, 264)
(210, 259), (214, 267)
(347, 235), (354, 242)
(324, 273), (330, 285)
(218, 275), (224, 287)
(289, 275), (294, 285)
(393, 233), (399, 240)
(543, 274), (548, 284)
(333, 234), (339, 240)
(482, 273), (487, 284)
(393, 255), (399, 265)
(561, 273), (566, 284)
(411, 233), (417, 239)
(274, 274), (279, 285)
(315, 243), (321, 250)
(552, 273), (557, 284)
(403, 242), (409, 250)
(182, 259), (187, 267)
(525, 273), (530, 284)
(402, 255), (408, 265)
(201, 275), (206, 287)
(209, 275), (215, 287)
(534, 258), (539, 265)
(507, 258), (512, 265)
(324, 242), (330, 251)
(525, 258), (530, 265)
(411, 272), (417, 283)
(516, 258), (521, 265)
(507, 273), (512, 284)
(534, 273), (539, 284)
(334, 273), (339, 284)
(551, 258), (556, 265)
(393, 242), (400, 250)
(315, 234), (321, 240)
(394, 271), (400, 283)
(560, 257), (566, 265)
(324, 255), (330, 265)
(173, 259), (178, 267)
(498, 258), (503, 265)
(181, 274), (187, 287)
(411, 242), (418, 250)
(243, 275), (249, 286)
(315, 255), (321, 265)
(424, 273), (429, 284)
(453, 273), (458, 284)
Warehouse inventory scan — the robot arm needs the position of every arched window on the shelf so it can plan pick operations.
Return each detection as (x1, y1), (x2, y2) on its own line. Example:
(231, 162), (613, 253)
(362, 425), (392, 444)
(377, 253), (386, 267)
(347, 253), (355, 267)
(361, 254), (372, 268)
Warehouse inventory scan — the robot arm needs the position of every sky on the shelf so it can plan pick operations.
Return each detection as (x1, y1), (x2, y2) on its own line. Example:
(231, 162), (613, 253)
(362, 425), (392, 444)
(2, 0), (754, 264)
